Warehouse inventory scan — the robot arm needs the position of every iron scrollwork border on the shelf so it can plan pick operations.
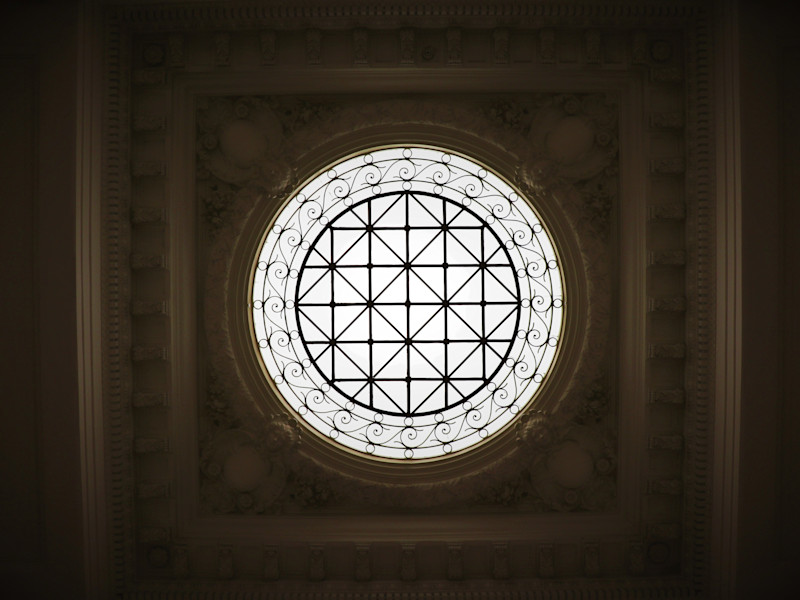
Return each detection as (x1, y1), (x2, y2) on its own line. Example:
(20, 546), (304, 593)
(252, 146), (564, 460)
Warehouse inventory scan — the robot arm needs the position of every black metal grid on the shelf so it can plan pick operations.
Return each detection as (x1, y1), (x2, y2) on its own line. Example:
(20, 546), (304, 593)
(295, 191), (521, 417)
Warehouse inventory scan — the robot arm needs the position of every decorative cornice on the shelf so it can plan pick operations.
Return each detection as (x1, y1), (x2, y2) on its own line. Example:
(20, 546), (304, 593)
(103, 9), (136, 591)
(683, 3), (714, 593)
(649, 435), (684, 451)
(102, 1), (713, 595)
(648, 250), (686, 266)
(121, 581), (695, 600)
(137, 482), (170, 498)
(649, 388), (685, 404)
(131, 345), (168, 361)
(131, 300), (168, 315)
(132, 160), (166, 177)
(130, 253), (166, 269)
(132, 69), (166, 85)
(111, 2), (701, 28)
(648, 296), (687, 312)
(133, 115), (167, 132)
(132, 392), (168, 407)
(134, 437), (169, 453)
(131, 206), (167, 224)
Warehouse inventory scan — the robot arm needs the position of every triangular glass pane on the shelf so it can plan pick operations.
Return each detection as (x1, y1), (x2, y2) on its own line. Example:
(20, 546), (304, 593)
(410, 230), (443, 263)
(410, 380), (445, 414)
(485, 305), (518, 340)
(332, 229), (368, 263)
(347, 342), (372, 373)
(447, 342), (481, 376)
(336, 232), (370, 265)
(333, 270), (368, 303)
(448, 304), (482, 340)
(450, 345), (484, 378)
(305, 230), (331, 266)
(486, 340), (512, 364)
(335, 306), (369, 341)
(371, 230), (406, 265)
(371, 194), (406, 228)
(331, 209), (367, 228)
(409, 267), (444, 300)
(297, 270), (331, 304)
(413, 307), (445, 340)
(372, 306), (407, 340)
(444, 200), (466, 224)
(373, 344), (407, 379)
(409, 345), (445, 378)
(485, 236), (511, 264)
(297, 306), (331, 342)
(408, 277), (443, 304)
(310, 344), (333, 376)
(333, 347), (369, 380)
(350, 202), (370, 226)
(355, 384), (373, 406)
(447, 205), (482, 227)
(372, 268), (407, 302)
(336, 380), (369, 405)
(447, 267), (482, 303)
(340, 267), (370, 299)
(448, 229), (482, 263)
(310, 340), (332, 361)
(445, 233), (479, 265)
(450, 379), (482, 401)
(373, 381), (406, 415)
(409, 305), (443, 339)
(408, 194), (442, 227)
(484, 269), (518, 303)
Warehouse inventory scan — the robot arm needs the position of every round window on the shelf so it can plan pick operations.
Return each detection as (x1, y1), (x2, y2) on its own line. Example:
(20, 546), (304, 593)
(251, 146), (564, 460)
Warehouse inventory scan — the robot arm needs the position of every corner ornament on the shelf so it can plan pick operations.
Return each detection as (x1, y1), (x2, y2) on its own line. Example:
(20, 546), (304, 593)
(516, 411), (557, 450)
(263, 413), (301, 453)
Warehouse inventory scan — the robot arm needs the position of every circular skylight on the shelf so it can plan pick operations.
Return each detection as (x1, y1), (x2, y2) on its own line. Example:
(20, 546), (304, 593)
(252, 146), (563, 460)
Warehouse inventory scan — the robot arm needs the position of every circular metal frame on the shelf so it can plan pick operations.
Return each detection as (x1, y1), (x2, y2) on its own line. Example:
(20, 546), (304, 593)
(251, 146), (564, 460)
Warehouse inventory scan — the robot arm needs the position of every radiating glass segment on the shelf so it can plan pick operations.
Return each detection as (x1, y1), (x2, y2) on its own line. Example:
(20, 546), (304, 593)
(252, 147), (563, 460)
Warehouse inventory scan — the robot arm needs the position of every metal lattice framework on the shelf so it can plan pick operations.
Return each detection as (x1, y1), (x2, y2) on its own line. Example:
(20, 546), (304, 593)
(252, 147), (563, 459)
